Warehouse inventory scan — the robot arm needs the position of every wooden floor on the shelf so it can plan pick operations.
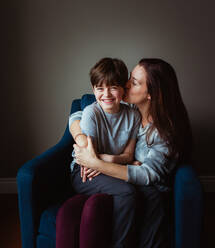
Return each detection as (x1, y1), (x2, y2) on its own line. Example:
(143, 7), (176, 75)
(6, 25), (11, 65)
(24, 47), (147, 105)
(0, 193), (214, 248)
(0, 194), (21, 248)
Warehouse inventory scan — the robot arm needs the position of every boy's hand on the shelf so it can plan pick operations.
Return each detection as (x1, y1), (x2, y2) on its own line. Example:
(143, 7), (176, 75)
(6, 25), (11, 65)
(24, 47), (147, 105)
(132, 160), (141, 166)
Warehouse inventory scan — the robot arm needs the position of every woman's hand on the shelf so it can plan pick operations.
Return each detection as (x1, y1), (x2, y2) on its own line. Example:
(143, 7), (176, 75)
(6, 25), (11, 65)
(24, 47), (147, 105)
(84, 168), (101, 180)
(74, 136), (100, 176)
(80, 166), (101, 182)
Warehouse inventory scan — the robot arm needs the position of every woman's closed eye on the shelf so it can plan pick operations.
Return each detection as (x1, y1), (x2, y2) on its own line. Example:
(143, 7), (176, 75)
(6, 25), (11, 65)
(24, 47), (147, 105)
(132, 80), (138, 86)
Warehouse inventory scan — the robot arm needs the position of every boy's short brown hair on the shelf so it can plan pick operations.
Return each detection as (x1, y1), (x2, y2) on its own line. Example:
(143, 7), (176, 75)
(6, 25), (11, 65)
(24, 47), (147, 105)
(90, 57), (128, 88)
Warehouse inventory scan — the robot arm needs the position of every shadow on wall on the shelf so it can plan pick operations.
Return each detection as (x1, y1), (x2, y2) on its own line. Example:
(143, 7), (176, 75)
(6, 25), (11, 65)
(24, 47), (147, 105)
(1, 1), (215, 178)
(192, 121), (215, 175)
(1, 1), (34, 177)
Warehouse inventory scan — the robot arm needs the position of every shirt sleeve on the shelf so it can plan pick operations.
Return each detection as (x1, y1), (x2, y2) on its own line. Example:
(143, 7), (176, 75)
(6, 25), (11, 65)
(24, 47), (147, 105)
(68, 111), (83, 127)
(80, 105), (97, 139)
(127, 133), (176, 185)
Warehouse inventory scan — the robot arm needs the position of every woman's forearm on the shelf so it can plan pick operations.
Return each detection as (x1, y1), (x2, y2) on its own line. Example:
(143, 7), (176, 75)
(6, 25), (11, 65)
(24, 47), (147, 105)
(70, 120), (88, 147)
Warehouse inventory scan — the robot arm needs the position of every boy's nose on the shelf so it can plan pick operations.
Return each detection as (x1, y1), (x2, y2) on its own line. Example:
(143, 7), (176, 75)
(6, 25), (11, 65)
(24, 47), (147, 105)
(104, 88), (111, 96)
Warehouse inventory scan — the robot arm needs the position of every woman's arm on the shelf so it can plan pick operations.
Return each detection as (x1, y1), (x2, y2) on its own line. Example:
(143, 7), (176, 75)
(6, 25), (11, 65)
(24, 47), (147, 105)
(127, 138), (176, 186)
(70, 119), (90, 182)
(69, 110), (101, 182)
(70, 119), (88, 148)
(75, 136), (176, 185)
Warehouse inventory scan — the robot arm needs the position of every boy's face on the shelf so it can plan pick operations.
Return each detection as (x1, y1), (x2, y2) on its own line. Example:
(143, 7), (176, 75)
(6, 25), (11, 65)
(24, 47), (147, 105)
(93, 82), (124, 114)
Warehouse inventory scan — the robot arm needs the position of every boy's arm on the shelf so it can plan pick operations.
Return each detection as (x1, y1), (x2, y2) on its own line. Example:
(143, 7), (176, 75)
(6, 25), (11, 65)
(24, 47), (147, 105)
(99, 139), (136, 164)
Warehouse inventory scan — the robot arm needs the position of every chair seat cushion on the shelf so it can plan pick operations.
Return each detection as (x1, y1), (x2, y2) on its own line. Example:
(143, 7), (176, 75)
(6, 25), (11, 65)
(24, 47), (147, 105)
(38, 204), (61, 241)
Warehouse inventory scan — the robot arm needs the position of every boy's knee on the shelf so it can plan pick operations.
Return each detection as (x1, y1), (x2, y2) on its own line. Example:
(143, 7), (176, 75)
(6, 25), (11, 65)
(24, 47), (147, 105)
(115, 183), (136, 197)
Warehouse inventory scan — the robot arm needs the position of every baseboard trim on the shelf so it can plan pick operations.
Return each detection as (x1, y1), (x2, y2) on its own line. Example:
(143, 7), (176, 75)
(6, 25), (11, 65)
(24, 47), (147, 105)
(0, 176), (215, 194)
(0, 178), (17, 194)
(199, 176), (215, 192)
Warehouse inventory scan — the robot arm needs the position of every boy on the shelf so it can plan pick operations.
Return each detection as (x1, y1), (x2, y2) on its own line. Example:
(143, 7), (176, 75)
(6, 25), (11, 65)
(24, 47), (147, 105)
(69, 57), (141, 248)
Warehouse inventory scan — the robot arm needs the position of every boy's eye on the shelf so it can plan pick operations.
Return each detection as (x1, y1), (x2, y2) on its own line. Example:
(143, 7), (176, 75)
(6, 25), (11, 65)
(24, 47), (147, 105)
(96, 87), (103, 91)
(111, 86), (118, 90)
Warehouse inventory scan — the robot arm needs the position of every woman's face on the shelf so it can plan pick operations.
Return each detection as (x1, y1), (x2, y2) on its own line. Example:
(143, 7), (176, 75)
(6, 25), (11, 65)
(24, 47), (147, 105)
(124, 65), (151, 105)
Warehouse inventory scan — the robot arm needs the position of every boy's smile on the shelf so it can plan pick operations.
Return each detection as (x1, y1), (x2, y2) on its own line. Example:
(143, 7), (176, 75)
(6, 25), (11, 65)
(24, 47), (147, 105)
(93, 83), (124, 114)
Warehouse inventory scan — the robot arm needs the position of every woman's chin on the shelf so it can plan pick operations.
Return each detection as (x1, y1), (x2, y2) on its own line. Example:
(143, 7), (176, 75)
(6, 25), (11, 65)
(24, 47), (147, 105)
(123, 95), (130, 103)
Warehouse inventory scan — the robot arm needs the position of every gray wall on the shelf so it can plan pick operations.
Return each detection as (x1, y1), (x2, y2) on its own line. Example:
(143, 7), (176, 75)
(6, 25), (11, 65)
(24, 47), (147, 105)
(2, 0), (215, 177)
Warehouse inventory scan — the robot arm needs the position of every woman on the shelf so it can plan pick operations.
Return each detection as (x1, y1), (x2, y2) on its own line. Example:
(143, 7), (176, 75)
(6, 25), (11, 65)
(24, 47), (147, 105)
(71, 58), (192, 247)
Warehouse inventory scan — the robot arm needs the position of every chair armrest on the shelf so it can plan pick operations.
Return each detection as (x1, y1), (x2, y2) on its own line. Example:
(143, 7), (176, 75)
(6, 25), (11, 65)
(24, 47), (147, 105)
(17, 96), (82, 248)
(17, 138), (74, 248)
(173, 165), (204, 248)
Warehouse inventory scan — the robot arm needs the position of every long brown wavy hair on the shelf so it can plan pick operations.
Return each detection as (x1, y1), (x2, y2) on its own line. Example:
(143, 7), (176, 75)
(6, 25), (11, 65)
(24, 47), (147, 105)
(139, 58), (193, 163)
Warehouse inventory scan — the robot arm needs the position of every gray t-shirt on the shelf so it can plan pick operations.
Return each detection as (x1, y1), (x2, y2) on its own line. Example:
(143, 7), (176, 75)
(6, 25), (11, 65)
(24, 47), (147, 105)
(70, 102), (141, 170)
(80, 102), (141, 154)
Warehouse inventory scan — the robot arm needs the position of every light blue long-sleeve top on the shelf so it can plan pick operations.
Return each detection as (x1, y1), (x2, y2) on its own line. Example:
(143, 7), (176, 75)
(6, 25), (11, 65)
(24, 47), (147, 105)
(69, 109), (176, 191)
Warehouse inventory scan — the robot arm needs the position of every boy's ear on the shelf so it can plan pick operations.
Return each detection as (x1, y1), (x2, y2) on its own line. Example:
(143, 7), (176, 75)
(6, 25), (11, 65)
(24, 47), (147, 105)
(147, 94), (151, 100)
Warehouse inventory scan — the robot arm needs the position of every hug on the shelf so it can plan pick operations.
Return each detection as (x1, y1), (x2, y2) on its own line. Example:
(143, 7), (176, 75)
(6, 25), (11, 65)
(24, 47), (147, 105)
(58, 57), (193, 248)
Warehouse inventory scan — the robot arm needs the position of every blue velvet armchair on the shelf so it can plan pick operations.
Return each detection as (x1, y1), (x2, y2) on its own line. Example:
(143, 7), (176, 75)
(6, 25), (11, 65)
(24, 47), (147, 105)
(17, 94), (204, 248)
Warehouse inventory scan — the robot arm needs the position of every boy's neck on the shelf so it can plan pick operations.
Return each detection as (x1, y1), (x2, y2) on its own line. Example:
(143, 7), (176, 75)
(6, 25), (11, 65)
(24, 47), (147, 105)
(98, 102), (121, 114)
